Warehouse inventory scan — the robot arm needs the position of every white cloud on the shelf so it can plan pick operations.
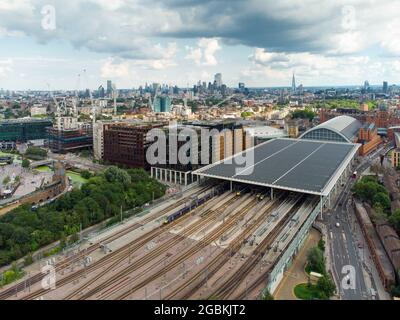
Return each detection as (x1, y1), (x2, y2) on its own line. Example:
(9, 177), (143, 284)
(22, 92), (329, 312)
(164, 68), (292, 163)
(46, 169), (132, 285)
(185, 38), (221, 66)
(245, 48), (396, 86)
(185, 46), (202, 65)
(100, 58), (131, 78)
(0, 58), (13, 77)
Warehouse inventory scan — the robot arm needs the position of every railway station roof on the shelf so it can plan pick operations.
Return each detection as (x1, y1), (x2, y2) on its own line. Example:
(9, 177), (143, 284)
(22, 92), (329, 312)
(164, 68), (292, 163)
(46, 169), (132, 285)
(299, 115), (362, 143)
(193, 138), (360, 196)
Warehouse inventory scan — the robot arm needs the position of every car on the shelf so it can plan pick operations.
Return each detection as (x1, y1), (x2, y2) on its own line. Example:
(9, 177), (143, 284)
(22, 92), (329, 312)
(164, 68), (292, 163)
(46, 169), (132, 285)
(335, 222), (340, 228)
(357, 243), (364, 249)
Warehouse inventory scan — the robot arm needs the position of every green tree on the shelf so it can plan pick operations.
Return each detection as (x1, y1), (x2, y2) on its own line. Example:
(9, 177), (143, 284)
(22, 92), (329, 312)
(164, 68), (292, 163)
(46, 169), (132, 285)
(389, 209), (400, 232)
(373, 192), (391, 211)
(241, 111), (254, 118)
(2, 176), (10, 185)
(307, 247), (325, 275)
(318, 239), (326, 252)
(291, 109), (316, 121)
(81, 170), (93, 180)
(316, 276), (336, 299)
(261, 289), (274, 300)
(25, 147), (47, 160)
(21, 158), (30, 168)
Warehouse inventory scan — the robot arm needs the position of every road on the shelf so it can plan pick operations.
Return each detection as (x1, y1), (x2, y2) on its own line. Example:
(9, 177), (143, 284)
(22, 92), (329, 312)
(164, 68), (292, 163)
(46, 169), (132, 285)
(48, 152), (106, 172)
(325, 144), (392, 300)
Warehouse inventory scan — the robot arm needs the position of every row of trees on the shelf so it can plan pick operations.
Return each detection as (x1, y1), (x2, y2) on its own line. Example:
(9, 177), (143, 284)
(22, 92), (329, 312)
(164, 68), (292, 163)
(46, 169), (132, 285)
(0, 167), (166, 267)
(291, 108), (316, 121)
(24, 147), (48, 161)
(352, 176), (391, 215)
(305, 239), (336, 300)
(310, 99), (378, 110)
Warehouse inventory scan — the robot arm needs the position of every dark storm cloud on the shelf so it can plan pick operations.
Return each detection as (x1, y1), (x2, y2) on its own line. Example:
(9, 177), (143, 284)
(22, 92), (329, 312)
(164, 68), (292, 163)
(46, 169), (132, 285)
(150, 0), (343, 53)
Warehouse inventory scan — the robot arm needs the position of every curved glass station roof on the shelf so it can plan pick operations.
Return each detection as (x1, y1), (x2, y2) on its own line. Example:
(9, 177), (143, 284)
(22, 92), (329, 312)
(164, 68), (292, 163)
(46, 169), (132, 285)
(299, 116), (362, 143)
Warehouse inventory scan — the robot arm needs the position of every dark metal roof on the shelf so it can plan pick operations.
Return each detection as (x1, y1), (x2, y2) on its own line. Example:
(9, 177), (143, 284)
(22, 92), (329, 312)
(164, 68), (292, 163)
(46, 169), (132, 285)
(194, 138), (360, 196)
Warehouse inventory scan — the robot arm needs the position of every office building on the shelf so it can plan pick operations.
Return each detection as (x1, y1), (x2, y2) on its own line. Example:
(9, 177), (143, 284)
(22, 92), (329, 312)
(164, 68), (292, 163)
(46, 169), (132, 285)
(103, 123), (165, 169)
(106, 80), (112, 96)
(383, 81), (389, 94)
(153, 96), (172, 113)
(214, 73), (222, 88)
(0, 118), (52, 142)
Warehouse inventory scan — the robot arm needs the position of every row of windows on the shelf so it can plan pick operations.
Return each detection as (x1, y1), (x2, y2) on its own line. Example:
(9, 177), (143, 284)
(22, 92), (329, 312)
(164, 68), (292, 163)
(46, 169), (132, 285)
(301, 128), (348, 143)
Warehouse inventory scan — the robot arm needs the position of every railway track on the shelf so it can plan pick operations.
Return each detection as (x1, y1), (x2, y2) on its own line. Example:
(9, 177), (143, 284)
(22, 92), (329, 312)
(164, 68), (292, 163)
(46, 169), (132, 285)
(209, 194), (306, 300)
(234, 197), (318, 300)
(0, 184), (214, 300)
(163, 194), (287, 300)
(62, 191), (241, 300)
(110, 196), (261, 300)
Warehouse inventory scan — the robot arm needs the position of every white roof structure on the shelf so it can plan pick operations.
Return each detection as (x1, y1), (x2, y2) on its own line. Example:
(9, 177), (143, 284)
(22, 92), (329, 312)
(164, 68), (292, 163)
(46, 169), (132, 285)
(245, 126), (288, 140)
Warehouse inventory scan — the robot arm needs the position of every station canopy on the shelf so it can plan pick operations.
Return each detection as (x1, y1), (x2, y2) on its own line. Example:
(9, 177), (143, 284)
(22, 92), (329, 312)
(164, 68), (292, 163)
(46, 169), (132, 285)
(193, 138), (360, 196)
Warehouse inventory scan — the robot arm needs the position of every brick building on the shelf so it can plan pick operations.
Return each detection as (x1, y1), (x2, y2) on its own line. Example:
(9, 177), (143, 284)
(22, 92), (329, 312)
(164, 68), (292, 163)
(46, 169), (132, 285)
(103, 123), (165, 170)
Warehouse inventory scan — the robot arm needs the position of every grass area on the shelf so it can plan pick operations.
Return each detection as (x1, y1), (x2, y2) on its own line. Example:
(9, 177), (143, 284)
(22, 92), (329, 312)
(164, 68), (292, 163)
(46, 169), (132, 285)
(0, 267), (25, 287)
(33, 166), (88, 188)
(43, 246), (62, 258)
(0, 151), (22, 164)
(35, 165), (52, 173)
(294, 283), (321, 300)
(66, 171), (88, 188)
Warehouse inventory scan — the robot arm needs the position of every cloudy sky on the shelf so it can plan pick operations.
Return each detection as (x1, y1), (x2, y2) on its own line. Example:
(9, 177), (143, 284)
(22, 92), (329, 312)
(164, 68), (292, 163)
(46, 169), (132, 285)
(0, 0), (400, 90)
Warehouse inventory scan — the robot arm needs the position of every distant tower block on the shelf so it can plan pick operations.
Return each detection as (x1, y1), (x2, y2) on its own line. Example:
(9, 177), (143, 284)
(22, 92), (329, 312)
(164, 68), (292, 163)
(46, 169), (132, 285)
(291, 73), (296, 93)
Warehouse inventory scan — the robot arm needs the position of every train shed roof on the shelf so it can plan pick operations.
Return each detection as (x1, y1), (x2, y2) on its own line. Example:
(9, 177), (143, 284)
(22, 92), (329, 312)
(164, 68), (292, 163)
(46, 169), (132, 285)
(193, 138), (360, 196)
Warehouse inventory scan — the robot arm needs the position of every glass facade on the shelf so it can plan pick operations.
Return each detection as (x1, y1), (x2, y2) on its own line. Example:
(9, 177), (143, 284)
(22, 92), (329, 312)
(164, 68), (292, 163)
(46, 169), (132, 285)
(0, 119), (53, 142)
(300, 128), (347, 143)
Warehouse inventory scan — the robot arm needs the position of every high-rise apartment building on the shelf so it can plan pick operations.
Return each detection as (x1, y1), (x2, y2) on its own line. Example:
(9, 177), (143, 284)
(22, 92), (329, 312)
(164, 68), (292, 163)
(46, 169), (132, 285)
(214, 73), (222, 88)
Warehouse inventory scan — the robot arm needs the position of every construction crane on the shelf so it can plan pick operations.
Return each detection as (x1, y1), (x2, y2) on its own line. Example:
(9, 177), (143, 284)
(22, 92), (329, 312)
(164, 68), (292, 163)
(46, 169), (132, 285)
(46, 82), (62, 118)
(82, 69), (96, 127)
(112, 84), (118, 116)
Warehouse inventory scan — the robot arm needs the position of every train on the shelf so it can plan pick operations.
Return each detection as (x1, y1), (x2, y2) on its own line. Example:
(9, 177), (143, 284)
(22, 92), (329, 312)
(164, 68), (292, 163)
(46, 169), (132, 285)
(163, 184), (228, 225)
(256, 193), (265, 201)
(354, 200), (398, 290)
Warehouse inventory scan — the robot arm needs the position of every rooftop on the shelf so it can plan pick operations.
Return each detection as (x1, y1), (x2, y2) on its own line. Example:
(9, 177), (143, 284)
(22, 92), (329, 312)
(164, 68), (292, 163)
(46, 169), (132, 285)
(194, 138), (360, 196)
(0, 118), (52, 124)
(300, 115), (362, 142)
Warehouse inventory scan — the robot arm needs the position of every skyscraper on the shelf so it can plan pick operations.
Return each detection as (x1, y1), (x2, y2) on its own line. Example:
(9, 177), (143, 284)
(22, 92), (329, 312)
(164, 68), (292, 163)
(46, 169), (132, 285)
(364, 80), (370, 92)
(214, 73), (222, 88)
(98, 85), (105, 98)
(291, 73), (296, 93)
(153, 96), (172, 113)
(106, 80), (112, 96)
(383, 81), (388, 94)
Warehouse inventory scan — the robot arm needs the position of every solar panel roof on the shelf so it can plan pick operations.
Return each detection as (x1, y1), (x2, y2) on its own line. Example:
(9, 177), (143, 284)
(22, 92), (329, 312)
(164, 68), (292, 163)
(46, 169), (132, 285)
(194, 138), (360, 196)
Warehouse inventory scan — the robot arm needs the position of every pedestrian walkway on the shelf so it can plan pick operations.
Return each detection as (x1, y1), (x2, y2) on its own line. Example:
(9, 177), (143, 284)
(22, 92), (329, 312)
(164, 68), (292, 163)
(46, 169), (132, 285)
(274, 228), (320, 300)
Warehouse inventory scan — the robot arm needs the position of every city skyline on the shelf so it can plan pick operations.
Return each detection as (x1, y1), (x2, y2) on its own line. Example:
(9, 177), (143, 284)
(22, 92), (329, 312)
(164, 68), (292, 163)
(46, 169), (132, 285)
(1, 1), (400, 90)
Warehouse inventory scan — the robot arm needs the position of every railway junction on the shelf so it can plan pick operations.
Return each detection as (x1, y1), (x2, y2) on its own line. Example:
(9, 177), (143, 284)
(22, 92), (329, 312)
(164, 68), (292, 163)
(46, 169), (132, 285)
(0, 138), (360, 300)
